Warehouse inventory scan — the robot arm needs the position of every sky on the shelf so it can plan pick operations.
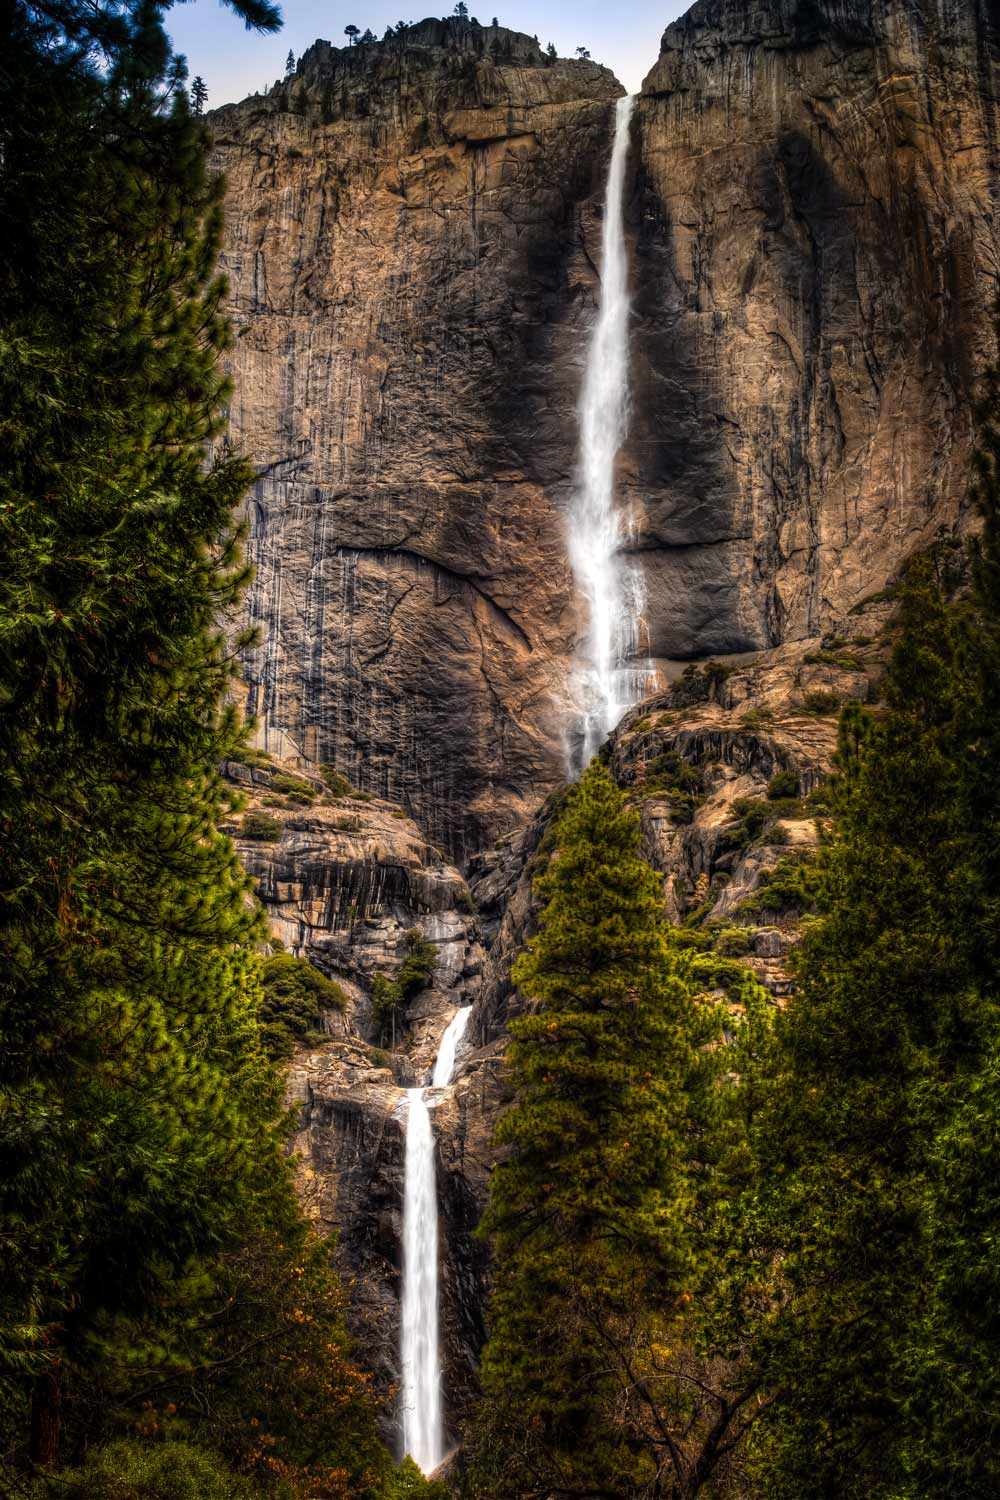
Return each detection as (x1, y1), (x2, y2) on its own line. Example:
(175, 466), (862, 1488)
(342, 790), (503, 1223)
(167, 0), (692, 106)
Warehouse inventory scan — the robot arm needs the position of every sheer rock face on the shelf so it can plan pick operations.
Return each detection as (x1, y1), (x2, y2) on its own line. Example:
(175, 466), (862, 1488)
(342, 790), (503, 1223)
(629, 0), (1000, 659)
(212, 3), (999, 857)
(210, 25), (624, 860)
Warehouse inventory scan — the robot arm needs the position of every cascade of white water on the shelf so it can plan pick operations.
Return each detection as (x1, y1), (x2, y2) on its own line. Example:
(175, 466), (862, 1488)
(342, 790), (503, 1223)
(400, 1088), (440, 1474)
(432, 1005), (472, 1088)
(400, 1006), (474, 1474)
(570, 94), (657, 766)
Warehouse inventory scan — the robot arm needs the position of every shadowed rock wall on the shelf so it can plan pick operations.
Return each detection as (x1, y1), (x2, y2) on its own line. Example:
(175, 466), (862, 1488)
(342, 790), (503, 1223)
(629, 0), (1000, 659)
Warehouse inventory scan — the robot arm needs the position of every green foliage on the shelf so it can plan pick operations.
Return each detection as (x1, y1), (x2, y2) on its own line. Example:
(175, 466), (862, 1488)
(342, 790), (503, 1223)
(523, 785), (574, 881)
(0, 2), (393, 1494)
(737, 853), (819, 917)
(471, 763), (729, 1498)
(803, 783), (833, 815)
(370, 974), (403, 1043)
(628, 715), (652, 733)
(236, 750), (275, 770)
(803, 649), (864, 671)
(686, 950), (753, 995)
(719, 795), (803, 852)
(269, 772), (318, 804)
(683, 658), (734, 691)
(767, 769), (800, 800)
(470, 339), (1000, 1500)
(714, 926), (751, 957)
(638, 748), (707, 822)
(258, 954), (345, 1059)
(384, 1457), (450, 1500)
(885, 328), (1000, 1498)
(739, 706), (775, 727)
(0, 0), (293, 1458)
(800, 688), (841, 714)
(395, 931), (436, 997)
(240, 812), (283, 841)
(741, 539), (1000, 1497)
(38, 1441), (261, 1500)
(703, 658), (734, 688)
(369, 931), (437, 1046)
(669, 925), (714, 953)
(182, 1230), (386, 1496)
(319, 765), (353, 797)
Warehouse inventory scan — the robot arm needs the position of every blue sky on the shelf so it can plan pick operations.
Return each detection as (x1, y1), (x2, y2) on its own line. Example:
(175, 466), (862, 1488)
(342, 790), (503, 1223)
(167, 0), (692, 105)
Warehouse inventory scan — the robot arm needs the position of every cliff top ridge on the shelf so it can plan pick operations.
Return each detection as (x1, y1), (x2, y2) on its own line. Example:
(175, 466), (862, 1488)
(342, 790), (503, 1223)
(645, 0), (997, 89)
(210, 15), (621, 123)
(297, 17), (555, 75)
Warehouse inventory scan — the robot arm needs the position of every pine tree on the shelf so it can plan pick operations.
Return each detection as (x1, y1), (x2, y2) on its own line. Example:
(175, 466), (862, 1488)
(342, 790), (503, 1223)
(472, 763), (720, 1497)
(190, 74), (208, 113)
(745, 555), (994, 1497)
(890, 335), (1000, 1498)
(0, 0), (300, 1473)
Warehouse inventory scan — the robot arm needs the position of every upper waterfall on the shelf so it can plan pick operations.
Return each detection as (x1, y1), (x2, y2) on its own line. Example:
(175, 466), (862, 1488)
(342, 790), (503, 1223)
(432, 1005), (473, 1088)
(569, 93), (656, 767)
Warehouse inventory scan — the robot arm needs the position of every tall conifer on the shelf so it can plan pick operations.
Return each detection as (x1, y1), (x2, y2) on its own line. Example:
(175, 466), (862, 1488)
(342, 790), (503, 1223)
(892, 336), (1000, 1497)
(0, 0), (297, 1469)
(746, 351), (1000, 1495)
(473, 763), (717, 1497)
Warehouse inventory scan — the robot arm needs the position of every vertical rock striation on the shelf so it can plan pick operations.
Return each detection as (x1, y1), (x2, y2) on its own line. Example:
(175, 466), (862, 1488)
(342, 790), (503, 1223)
(630, 0), (1000, 658)
(210, 23), (624, 859)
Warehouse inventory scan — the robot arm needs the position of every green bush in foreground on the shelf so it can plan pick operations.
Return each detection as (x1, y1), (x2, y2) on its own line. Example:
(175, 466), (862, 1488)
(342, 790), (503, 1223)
(38, 1441), (260, 1500)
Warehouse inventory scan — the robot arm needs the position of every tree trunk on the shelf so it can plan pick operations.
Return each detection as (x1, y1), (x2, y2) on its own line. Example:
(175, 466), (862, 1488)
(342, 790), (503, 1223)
(29, 1366), (61, 1468)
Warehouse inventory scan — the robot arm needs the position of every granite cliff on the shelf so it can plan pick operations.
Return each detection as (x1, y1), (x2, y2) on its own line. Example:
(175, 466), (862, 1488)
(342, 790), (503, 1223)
(631, 0), (1000, 654)
(214, 2), (1000, 857)
(210, 22), (623, 859)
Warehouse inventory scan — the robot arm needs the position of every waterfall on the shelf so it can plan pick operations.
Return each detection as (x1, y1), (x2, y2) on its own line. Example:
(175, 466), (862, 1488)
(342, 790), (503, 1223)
(432, 1005), (472, 1087)
(400, 1005), (473, 1474)
(570, 93), (657, 766)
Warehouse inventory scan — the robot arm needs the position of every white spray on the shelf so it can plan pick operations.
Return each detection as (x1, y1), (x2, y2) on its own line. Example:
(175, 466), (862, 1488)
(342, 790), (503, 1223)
(400, 1006), (474, 1474)
(570, 93), (656, 766)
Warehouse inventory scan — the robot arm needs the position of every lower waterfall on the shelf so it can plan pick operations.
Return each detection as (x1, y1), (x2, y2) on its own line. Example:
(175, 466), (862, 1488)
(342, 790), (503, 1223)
(570, 92), (657, 766)
(400, 1005), (473, 1473)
